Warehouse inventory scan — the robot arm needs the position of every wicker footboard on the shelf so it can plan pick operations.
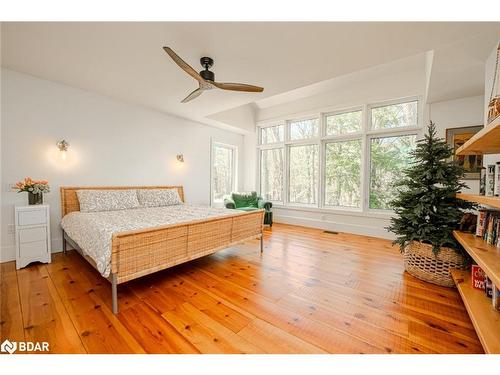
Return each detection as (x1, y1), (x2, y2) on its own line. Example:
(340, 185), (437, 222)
(60, 186), (264, 314)
(110, 210), (264, 284)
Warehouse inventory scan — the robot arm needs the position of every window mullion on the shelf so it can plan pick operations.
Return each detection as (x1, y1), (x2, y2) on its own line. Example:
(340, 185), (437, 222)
(362, 104), (369, 212)
(284, 121), (289, 204)
(318, 112), (325, 208)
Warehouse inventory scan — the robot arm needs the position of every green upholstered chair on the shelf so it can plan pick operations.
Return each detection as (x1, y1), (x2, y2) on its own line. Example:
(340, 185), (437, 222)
(224, 191), (273, 226)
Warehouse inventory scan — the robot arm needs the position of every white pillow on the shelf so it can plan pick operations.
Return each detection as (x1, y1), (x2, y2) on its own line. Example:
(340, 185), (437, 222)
(137, 189), (182, 207)
(76, 190), (140, 212)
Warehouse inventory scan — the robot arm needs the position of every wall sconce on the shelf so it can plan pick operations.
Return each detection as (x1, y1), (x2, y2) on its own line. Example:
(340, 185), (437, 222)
(176, 154), (184, 163)
(57, 140), (69, 160)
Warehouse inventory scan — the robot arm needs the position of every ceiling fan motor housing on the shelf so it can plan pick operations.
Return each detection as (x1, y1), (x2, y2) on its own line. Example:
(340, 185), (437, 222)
(200, 56), (215, 81)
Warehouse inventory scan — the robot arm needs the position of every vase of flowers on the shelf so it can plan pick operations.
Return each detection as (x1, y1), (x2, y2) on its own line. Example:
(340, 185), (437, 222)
(14, 177), (50, 205)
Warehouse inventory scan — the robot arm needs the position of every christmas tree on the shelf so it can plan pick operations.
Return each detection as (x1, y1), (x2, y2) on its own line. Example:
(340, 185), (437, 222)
(388, 121), (476, 254)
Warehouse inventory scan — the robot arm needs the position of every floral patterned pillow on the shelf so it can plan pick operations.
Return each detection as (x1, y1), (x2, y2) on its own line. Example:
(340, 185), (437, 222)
(76, 190), (140, 212)
(137, 189), (182, 207)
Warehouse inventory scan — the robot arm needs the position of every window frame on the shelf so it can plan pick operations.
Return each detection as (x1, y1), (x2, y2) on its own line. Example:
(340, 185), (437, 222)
(323, 107), (364, 137)
(259, 146), (285, 204)
(210, 140), (238, 205)
(256, 96), (423, 216)
(365, 129), (420, 214)
(260, 123), (284, 145)
(286, 116), (320, 142)
(323, 137), (363, 209)
(287, 142), (320, 206)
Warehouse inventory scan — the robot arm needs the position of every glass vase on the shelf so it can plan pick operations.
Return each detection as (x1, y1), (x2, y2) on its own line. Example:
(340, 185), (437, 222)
(28, 192), (43, 205)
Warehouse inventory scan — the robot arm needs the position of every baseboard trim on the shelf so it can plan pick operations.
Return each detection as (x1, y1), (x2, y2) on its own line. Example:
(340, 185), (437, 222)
(1, 218), (394, 263)
(274, 214), (394, 240)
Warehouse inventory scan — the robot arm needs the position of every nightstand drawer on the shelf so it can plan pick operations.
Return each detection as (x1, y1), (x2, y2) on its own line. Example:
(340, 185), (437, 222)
(19, 227), (47, 244)
(19, 240), (48, 258)
(18, 209), (47, 226)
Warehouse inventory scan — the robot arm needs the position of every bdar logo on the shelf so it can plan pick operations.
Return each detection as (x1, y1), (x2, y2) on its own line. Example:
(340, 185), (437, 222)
(1, 339), (17, 354)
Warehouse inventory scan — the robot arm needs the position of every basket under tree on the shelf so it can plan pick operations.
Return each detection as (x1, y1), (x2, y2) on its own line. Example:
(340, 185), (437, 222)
(387, 121), (476, 287)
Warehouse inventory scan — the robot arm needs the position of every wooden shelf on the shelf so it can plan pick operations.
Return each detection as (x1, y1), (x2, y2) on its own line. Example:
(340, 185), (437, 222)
(457, 193), (500, 209)
(453, 230), (500, 288)
(450, 269), (500, 354)
(456, 116), (500, 155)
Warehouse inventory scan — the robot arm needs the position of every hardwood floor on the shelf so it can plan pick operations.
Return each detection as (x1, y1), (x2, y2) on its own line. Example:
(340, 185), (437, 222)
(0, 223), (483, 354)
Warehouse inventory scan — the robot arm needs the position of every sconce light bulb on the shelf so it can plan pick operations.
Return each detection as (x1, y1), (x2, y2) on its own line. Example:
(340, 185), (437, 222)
(57, 139), (69, 160)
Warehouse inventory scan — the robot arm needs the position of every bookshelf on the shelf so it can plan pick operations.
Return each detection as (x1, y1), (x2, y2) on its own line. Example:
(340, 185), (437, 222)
(452, 115), (500, 353)
(453, 230), (500, 288)
(450, 269), (500, 354)
(456, 116), (500, 155)
(456, 193), (500, 209)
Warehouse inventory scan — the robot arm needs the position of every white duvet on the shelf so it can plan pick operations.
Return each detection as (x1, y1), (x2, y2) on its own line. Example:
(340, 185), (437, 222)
(60, 204), (241, 277)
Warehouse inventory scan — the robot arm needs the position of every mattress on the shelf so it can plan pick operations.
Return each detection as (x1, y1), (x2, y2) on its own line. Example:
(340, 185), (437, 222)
(60, 204), (241, 277)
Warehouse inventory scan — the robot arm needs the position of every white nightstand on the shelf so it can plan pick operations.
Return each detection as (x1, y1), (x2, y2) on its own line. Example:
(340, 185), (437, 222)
(15, 205), (51, 269)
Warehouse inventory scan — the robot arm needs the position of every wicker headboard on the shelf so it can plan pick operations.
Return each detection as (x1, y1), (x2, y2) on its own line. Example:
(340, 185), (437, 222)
(60, 185), (185, 217)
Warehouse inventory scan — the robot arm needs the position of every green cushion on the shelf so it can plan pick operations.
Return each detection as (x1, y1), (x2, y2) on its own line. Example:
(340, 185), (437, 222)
(237, 206), (259, 212)
(232, 192), (258, 208)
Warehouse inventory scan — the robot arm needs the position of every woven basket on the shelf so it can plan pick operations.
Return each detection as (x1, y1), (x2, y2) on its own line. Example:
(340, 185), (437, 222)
(403, 241), (466, 287)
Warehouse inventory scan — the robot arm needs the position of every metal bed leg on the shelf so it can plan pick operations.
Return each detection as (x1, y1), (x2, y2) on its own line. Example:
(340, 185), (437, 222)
(111, 273), (118, 314)
(260, 234), (264, 253)
(62, 232), (67, 254)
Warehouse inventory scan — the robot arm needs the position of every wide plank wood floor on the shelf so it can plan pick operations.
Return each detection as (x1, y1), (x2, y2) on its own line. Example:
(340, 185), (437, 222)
(0, 223), (483, 354)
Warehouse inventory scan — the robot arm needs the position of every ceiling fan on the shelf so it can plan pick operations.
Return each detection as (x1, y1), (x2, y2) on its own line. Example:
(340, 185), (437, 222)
(163, 47), (264, 103)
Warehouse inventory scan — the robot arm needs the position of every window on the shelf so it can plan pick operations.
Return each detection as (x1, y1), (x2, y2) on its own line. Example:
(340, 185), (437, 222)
(211, 143), (237, 203)
(289, 118), (319, 140)
(370, 100), (418, 130)
(325, 110), (362, 135)
(260, 148), (284, 202)
(288, 144), (319, 204)
(369, 134), (417, 210)
(257, 97), (420, 213)
(261, 124), (284, 144)
(324, 139), (362, 208)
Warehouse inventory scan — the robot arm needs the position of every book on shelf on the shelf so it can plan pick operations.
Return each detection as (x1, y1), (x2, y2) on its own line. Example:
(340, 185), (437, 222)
(495, 162), (500, 196)
(470, 264), (500, 311)
(486, 165), (495, 196)
(475, 209), (500, 247)
(480, 167), (486, 195)
(472, 264), (486, 290)
(485, 276), (493, 298)
(480, 162), (500, 197)
(493, 285), (500, 311)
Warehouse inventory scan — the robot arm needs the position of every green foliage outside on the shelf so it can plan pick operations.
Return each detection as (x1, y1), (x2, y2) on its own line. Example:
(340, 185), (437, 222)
(325, 139), (361, 207)
(370, 135), (416, 209)
(213, 146), (234, 201)
(326, 111), (361, 135)
(260, 101), (420, 209)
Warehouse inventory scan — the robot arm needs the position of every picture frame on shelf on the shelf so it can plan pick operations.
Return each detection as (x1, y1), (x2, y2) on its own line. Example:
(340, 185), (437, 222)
(446, 125), (484, 180)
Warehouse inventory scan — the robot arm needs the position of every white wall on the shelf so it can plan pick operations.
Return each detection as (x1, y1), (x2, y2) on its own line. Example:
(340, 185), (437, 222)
(0, 69), (244, 262)
(429, 95), (485, 194)
(256, 55), (426, 123)
(484, 43), (500, 169)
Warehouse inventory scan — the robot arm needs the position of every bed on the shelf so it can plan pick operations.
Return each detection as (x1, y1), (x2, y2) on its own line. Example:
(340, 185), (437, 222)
(60, 186), (264, 314)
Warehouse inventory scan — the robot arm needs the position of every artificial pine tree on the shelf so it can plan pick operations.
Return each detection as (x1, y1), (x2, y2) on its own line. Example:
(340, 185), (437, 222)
(388, 121), (476, 255)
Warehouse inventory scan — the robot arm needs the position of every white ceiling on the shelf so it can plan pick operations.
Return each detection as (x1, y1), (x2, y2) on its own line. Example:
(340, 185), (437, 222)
(426, 32), (500, 103)
(2, 22), (500, 132)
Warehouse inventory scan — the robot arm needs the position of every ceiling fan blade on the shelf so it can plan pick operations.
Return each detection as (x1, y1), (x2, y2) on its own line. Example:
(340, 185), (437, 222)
(212, 82), (264, 93)
(163, 47), (205, 84)
(181, 87), (204, 103)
